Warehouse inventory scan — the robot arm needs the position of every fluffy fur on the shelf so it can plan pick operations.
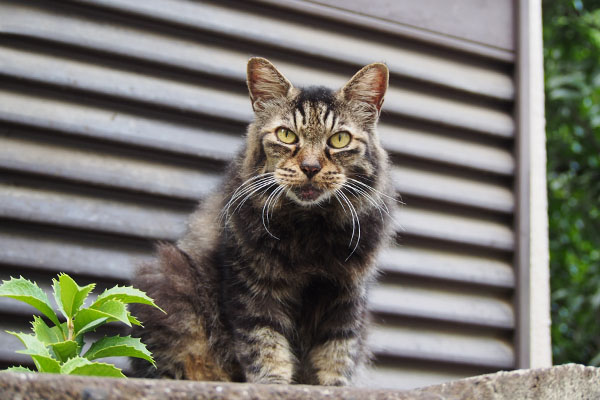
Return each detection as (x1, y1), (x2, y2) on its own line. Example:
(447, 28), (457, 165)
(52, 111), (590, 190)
(130, 58), (395, 386)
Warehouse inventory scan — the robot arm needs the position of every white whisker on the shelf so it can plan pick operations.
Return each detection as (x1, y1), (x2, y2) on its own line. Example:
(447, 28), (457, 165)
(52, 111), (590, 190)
(337, 189), (361, 261)
(231, 173), (273, 196)
(231, 180), (276, 218)
(347, 178), (402, 204)
(333, 182), (384, 220)
(261, 185), (286, 240)
(343, 182), (388, 221)
(221, 181), (274, 223)
(333, 190), (348, 214)
(220, 173), (277, 225)
(334, 190), (354, 247)
(269, 185), (287, 221)
(224, 173), (274, 208)
(225, 176), (275, 207)
(265, 185), (284, 226)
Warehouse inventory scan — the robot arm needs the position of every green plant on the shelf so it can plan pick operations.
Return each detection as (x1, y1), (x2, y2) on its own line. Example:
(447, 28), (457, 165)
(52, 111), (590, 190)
(544, 0), (600, 365)
(0, 273), (164, 377)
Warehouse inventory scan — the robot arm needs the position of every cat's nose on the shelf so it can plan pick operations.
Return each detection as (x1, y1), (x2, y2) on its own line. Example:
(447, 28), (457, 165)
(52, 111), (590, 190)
(300, 160), (322, 179)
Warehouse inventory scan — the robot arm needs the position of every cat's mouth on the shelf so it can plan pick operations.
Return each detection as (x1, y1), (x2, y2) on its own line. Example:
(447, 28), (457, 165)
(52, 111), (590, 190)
(294, 184), (323, 202)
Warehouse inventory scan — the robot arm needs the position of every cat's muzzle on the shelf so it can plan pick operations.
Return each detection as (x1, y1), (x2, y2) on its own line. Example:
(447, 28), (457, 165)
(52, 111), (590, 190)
(295, 184), (323, 202)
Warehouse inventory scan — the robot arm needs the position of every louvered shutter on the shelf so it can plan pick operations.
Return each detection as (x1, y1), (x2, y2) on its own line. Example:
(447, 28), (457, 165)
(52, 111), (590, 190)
(0, 0), (549, 390)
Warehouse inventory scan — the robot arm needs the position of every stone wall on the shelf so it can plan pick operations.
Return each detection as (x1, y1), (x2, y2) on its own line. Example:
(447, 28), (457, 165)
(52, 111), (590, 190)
(1, 364), (597, 400)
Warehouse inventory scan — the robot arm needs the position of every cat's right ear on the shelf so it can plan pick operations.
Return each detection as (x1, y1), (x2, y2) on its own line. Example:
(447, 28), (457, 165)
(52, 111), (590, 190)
(247, 57), (293, 112)
(340, 63), (389, 114)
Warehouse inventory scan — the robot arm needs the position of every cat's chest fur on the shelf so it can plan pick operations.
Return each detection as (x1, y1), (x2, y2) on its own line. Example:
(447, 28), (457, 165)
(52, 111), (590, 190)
(225, 196), (384, 280)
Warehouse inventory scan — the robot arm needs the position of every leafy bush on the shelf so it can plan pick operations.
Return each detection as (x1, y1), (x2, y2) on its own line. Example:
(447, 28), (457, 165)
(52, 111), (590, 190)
(0, 274), (163, 377)
(544, 0), (600, 365)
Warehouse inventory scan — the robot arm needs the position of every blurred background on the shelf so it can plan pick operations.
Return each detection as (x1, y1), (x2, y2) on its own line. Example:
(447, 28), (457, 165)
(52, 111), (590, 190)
(544, 0), (600, 367)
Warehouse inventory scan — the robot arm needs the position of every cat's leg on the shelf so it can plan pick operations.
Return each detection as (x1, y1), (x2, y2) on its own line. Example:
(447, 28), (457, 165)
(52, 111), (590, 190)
(309, 337), (361, 386)
(234, 323), (296, 384)
(228, 293), (297, 384)
(308, 294), (367, 386)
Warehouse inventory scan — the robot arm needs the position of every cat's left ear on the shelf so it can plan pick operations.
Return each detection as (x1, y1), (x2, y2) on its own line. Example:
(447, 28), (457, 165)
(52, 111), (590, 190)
(247, 57), (293, 112)
(340, 63), (389, 114)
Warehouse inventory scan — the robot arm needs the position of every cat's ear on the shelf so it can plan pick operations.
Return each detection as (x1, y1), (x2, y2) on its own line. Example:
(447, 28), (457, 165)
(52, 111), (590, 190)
(247, 57), (293, 112)
(340, 63), (389, 113)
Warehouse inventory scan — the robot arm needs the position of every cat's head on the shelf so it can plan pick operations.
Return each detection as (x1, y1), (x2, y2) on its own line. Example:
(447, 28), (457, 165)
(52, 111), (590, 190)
(242, 57), (389, 208)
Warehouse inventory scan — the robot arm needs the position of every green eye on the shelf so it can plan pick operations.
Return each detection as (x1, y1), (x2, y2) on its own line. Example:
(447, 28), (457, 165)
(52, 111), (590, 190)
(328, 131), (351, 148)
(276, 127), (298, 144)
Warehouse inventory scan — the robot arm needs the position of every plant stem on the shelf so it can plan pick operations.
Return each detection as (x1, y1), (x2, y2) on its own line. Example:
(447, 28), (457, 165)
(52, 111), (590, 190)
(67, 317), (74, 341)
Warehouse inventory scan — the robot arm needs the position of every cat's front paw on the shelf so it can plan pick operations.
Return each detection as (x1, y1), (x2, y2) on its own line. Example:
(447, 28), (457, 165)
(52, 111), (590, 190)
(317, 373), (349, 386)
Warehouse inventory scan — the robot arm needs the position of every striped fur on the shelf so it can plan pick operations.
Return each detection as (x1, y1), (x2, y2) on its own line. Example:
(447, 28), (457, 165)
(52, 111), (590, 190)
(130, 58), (395, 385)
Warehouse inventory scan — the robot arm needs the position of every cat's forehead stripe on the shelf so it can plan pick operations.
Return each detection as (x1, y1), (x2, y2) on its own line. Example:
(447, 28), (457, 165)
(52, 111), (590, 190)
(303, 102), (312, 125)
(292, 86), (337, 134)
(294, 109), (304, 131)
(319, 104), (336, 131)
(317, 104), (325, 125)
(292, 101), (338, 132)
(325, 109), (335, 131)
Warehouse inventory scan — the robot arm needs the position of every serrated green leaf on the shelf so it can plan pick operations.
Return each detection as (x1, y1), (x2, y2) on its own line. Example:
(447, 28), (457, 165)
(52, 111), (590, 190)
(31, 316), (65, 344)
(30, 355), (61, 373)
(48, 340), (78, 363)
(51, 278), (66, 319)
(9, 331), (62, 372)
(8, 331), (51, 358)
(73, 308), (109, 338)
(72, 362), (125, 378)
(91, 285), (164, 313)
(73, 286), (95, 315)
(73, 313), (108, 338)
(127, 313), (142, 327)
(2, 366), (34, 373)
(92, 300), (130, 326)
(73, 299), (131, 337)
(0, 277), (60, 326)
(83, 335), (155, 366)
(60, 356), (89, 374)
(61, 357), (125, 378)
(53, 274), (95, 319)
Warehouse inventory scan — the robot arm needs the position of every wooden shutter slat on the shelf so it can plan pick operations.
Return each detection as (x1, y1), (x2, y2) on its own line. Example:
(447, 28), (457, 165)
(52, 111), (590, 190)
(369, 324), (514, 369)
(370, 284), (514, 329)
(0, 230), (148, 281)
(378, 246), (514, 289)
(0, 134), (220, 201)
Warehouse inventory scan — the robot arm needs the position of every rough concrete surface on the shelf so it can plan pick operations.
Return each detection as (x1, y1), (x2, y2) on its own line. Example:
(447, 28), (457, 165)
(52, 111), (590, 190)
(417, 363), (600, 400)
(0, 364), (598, 399)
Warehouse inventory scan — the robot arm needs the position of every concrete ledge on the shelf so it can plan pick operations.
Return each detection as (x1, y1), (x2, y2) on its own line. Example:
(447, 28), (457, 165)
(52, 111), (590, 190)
(417, 363), (600, 400)
(1, 364), (598, 399)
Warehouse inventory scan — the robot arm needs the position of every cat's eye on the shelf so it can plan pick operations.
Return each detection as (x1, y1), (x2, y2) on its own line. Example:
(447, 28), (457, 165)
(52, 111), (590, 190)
(328, 131), (351, 148)
(276, 127), (298, 144)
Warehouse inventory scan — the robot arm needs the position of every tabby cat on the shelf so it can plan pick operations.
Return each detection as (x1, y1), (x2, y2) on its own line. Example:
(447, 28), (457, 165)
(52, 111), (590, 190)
(130, 57), (395, 386)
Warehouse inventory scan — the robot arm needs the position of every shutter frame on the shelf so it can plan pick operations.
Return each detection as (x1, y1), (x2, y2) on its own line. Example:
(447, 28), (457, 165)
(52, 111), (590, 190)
(0, 0), (550, 388)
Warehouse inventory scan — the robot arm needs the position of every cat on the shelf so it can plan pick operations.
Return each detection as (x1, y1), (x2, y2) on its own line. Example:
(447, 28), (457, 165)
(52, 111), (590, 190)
(130, 57), (395, 386)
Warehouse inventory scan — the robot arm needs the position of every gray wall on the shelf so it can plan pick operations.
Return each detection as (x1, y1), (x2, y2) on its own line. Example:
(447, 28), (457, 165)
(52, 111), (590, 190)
(0, 0), (542, 390)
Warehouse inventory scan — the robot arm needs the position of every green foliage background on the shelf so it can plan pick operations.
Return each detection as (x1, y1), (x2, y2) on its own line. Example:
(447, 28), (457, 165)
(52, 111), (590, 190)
(544, 0), (600, 365)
